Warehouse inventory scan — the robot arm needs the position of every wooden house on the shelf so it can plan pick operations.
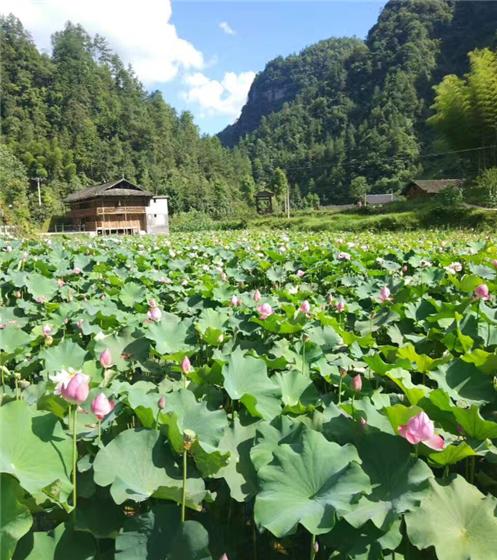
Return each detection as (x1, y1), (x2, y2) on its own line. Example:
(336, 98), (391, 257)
(402, 179), (463, 199)
(64, 178), (168, 235)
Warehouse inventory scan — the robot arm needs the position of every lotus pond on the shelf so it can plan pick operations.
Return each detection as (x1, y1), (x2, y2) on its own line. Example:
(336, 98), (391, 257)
(1, 230), (497, 560)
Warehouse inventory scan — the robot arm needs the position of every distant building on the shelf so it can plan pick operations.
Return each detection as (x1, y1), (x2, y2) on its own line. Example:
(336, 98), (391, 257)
(403, 179), (463, 199)
(365, 193), (395, 205)
(63, 178), (168, 235)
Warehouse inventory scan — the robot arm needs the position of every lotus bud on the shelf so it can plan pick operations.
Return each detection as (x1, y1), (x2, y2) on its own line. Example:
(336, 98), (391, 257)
(91, 393), (115, 421)
(60, 372), (90, 404)
(492, 259), (497, 269)
(299, 300), (311, 315)
(253, 289), (261, 302)
(352, 374), (362, 392)
(474, 284), (490, 300)
(181, 356), (192, 375)
(379, 286), (391, 303)
(99, 348), (113, 369)
(231, 295), (241, 306)
(42, 324), (53, 337)
(147, 306), (162, 322)
(257, 303), (274, 320)
(296, 269), (305, 278)
(45, 335), (53, 346)
(335, 299), (346, 313)
(158, 395), (166, 410)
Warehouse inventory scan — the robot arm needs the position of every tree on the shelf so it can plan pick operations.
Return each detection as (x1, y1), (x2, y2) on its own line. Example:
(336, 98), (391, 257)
(350, 176), (370, 203)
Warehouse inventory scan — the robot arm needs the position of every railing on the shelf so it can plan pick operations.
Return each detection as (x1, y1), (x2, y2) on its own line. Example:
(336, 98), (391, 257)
(53, 224), (86, 233)
(69, 207), (146, 218)
(0, 225), (18, 236)
(96, 206), (146, 215)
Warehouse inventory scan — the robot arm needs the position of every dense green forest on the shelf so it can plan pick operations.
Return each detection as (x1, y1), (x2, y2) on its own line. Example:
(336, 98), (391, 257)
(0, 15), (254, 227)
(220, 0), (497, 204)
(1, 0), (497, 227)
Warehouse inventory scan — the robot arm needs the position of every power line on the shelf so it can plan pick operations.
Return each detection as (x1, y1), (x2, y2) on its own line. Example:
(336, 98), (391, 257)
(278, 144), (497, 173)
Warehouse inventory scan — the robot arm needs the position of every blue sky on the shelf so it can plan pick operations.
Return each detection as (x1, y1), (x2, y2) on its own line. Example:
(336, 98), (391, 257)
(166, 0), (386, 133)
(3, 0), (386, 134)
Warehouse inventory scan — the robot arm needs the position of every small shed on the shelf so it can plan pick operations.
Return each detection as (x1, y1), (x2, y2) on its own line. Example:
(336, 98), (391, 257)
(402, 179), (463, 199)
(365, 193), (395, 205)
(255, 190), (274, 214)
(64, 178), (168, 235)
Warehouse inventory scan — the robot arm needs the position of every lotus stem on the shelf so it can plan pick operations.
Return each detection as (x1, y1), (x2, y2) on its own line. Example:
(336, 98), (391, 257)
(72, 405), (78, 509)
(181, 448), (187, 523)
(338, 375), (343, 405)
(97, 420), (101, 446)
(310, 534), (316, 560)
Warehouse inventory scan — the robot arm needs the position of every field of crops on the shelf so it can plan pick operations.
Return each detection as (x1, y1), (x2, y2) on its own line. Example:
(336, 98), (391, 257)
(1, 230), (497, 560)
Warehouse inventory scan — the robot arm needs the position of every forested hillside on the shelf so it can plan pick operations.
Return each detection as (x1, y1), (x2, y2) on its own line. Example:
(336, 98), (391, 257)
(220, 0), (497, 204)
(0, 15), (254, 226)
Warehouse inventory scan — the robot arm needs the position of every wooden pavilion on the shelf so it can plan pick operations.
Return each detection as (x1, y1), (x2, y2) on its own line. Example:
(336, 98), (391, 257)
(255, 190), (274, 214)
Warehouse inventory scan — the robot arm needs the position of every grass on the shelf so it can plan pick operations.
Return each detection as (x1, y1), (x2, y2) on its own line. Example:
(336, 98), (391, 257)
(242, 200), (497, 232)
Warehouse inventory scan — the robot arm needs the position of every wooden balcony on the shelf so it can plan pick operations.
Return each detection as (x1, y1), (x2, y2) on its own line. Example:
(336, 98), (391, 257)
(70, 206), (146, 218)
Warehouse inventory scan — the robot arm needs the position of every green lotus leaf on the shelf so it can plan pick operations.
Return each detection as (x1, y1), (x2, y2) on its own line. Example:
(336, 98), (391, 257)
(405, 475), (497, 560)
(344, 432), (433, 530)
(274, 369), (319, 410)
(0, 474), (32, 560)
(93, 428), (205, 507)
(94, 328), (149, 371)
(115, 504), (212, 560)
(145, 313), (192, 355)
(0, 401), (72, 501)
(159, 389), (229, 476)
(119, 281), (146, 308)
(13, 524), (96, 560)
(25, 273), (58, 301)
(222, 347), (281, 420)
(430, 359), (496, 405)
(214, 416), (259, 502)
(427, 441), (476, 466)
(42, 339), (88, 374)
(0, 327), (32, 354)
(254, 428), (371, 537)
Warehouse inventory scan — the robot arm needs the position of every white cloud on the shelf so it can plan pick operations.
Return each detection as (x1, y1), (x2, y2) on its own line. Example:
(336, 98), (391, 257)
(182, 71), (255, 118)
(0, 0), (204, 84)
(219, 21), (236, 36)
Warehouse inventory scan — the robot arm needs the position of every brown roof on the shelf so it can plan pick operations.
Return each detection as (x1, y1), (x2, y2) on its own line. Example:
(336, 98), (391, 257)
(403, 179), (463, 194)
(366, 193), (394, 204)
(65, 179), (153, 202)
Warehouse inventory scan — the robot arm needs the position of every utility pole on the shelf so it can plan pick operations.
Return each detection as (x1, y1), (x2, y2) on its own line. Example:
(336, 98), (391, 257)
(287, 185), (290, 219)
(31, 177), (44, 206)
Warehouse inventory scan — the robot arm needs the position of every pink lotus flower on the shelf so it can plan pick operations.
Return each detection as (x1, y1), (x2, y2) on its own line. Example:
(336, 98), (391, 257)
(296, 269), (305, 278)
(219, 555), (229, 560)
(231, 295), (241, 306)
(60, 371), (90, 405)
(91, 393), (115, 421)
(352, 374), (362, 392)
(253, 289), (262, 302)
(337, 252), (351, 261)
(57, 278), (65, 288)
(42, 324), (53, 337)
(335, 299), (346, 313)
(474, 284), (490, 300)
(257, 303), (274, 320)
(73, 267), (82, 275)
(158, 396), (166, 409)
(379, 286), (392, 303)
(181, 356), (192, 375)
(147, 306), (162, 322)
(299, 300), (311, 315)
(398, 412), (445, 450)
(492, 259), (497, 269)
(99, 348), (113, 369)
